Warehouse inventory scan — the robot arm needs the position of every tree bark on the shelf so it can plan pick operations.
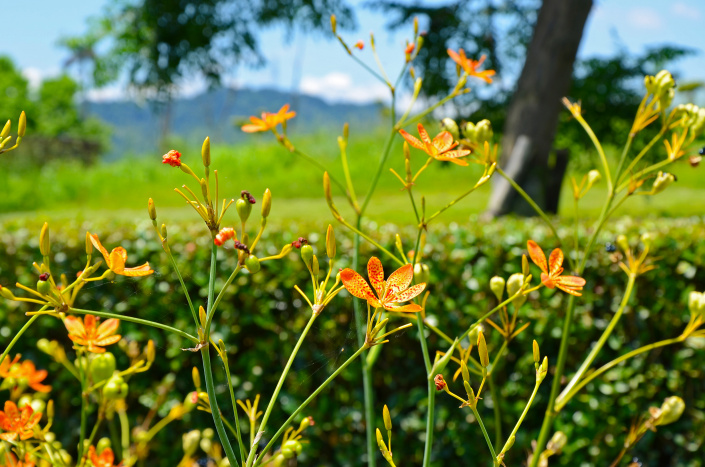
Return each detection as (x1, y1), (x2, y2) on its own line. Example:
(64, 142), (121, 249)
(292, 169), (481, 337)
(487, 0), (593, 217)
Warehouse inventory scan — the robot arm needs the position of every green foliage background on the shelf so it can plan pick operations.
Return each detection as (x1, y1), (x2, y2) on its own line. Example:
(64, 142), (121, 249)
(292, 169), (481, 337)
(1, 216), (703, 466)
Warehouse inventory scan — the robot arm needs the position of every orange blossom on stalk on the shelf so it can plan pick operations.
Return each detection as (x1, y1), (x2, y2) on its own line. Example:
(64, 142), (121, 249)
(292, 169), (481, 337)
(89, 233), (154, 277)
(241, 104), (296, 133)
(65, 314), (121, 354)
(527, 240), (586, 296)
(0, 401), (42, 441)
(447, 49), (496, 83)
(341, 257), (426, 312)
(89, 446), (123, 467)
(399, 123), (471, 166)
(0, 355), (51, 393)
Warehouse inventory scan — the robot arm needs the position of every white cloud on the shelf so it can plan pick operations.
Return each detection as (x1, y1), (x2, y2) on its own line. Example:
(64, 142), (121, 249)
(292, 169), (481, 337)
(300, 72), (390, 104)
(671, 1), (701, 19)
(21, 67), (60, 91)
(626, 7), (663, 29)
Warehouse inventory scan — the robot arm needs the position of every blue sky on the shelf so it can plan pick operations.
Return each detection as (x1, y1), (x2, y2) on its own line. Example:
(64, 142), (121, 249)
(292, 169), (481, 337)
(4, 0), (704, 104)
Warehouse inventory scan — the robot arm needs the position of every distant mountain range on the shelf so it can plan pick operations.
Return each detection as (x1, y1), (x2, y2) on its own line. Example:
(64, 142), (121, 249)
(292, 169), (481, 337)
(86, 87), (385, 158)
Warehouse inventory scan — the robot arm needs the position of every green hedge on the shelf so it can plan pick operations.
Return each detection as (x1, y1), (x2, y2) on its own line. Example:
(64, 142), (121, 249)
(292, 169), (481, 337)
(1, 216), (704, 466)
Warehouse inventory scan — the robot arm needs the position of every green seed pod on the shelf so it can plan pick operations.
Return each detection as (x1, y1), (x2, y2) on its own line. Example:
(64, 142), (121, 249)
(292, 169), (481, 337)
(383, 405), (392, 432)
(616, 234), (629, 252)
(507, 273), (526, 308)
(652, 171), (675, 194)
(235, 198), (251, 223)
(657, 396), (685, 426)
(183, 391), (198, 412)
(326, 224), (336, 259)
(689, 291), (703, 315)
(90, 352), (116, 384)
(103, 374), (128, 400)
(17, 395), (33, 409)
(301, 244), (314, 270)
(96, 437), (111, 454)
(282, 440), (298, 459)
(200, 437), (212, 454)
(160, 223), (168, 240)
(640, 232), (654, 249)
(414, 263), (431, 284)
(462, 122), (477, 142)
(182, 430), (201, 456)
(547, 431), (567, 452)
(489, 276), (505, 301)
(475, 119), (493, 143)
(586, 170), (601, 191)
(440, 118), (460, 140)
(245, 255), (261, 274)
(37, 277), (50, 295)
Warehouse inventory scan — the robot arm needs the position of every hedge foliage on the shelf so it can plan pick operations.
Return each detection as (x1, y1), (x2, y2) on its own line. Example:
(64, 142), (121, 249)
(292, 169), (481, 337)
(1, 215), (704, 466)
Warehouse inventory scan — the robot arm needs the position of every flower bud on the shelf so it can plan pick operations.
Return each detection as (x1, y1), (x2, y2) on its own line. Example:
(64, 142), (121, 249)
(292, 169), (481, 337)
(47, 399), (54, 419)
(586, 170), (601, 190)
(0, 284), (15, 300)
(299, 416), (312, 431)
(236, 198), (251, 223)
(383, 405), (392, 431)
(201, 136), (211, 168)
(640, 232), (653, 249)
(533, 340), (540, 370)
(656, 396), (685, 425)
(282, 440), (301, 459)
(489, 276), (505, 301)
(160, 223), (168, 240)
(477, 331), (489, 368)
(199, 306), (207, 328)
(522, 255), (530, 279)
(462, 122), (476, 141)
(538, 356), (548, 382)
(148, 198), (157, 221)
(376, 428), (388, 452)
(652, 171), (675, 194)
(183, 391), (198, 412)
(475, 119), (493, 143)
(312, 255), (319, 277)
(330, 14), (337, 34)
(245, 255), (261, 274)
(547, 431), (567, 452)
(192, 366), (201, 389)
(507, 273), (526, 307)
(460, 360), (470, 385)
(464, 380), (475, 402)
(261, 188), (272, 218)
(39, 222), (50, 256)
(326, 224), (336, 259)
(440, 118), (460, 140)
(688, 291), (703, 315)
(616, 235), (629, 252)
(182, 430), (201, 456)
(1, 119), (10, 139)
(18, 111), (26, 137)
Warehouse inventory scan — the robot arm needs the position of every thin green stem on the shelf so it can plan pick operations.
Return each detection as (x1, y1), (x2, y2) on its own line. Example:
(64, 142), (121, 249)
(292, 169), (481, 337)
(68, 308), (198, 343)
(616, 158), (672, 193)
(220, 351), (247, 466)
(338, 217), (404, 266)
(360, 129), (397, 214)
(164, 245), (199, 327)
(206, 266), (242, 333)
(425, 179), (488, 224)
(555, 274), (637, 411)
(488, 375), (503, 449)
(422, 379), (436, 467)
(499, 380), (541, 460)
(253, 345), (368, 466)
(78, 355), (88, 461)
(471, 405), (498, 464)
(495, 167), (562, 246)
(292, 147), (351, 204)
(574, 115), (613, 192)
(399, 92), (460, 128)
(558, 335), (684, 409)
(617, 129), (665, 187)
(340, 140), (360, 211)
(118, 409), (130, 460)
(612, 135), (634, 190)
(257, 314), (318, 444)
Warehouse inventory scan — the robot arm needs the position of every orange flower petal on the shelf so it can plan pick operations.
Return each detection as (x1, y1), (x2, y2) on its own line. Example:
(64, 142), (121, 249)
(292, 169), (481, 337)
(94, 335), (122, 347)
(385, 303), (423, 313)
(121, 263), (154, 277)
(417, 123), (432, 147)
(527, 240), (548, 274)
(367, 257), (385, 299)
(389, 282), (426, 303)
(109, 247), (127, 274)
(398, 129), (426, 151)
(0, 432), (18, 441)
(96, 318), (120, 340)
(340, 268), (381, 307)
(435, 150), (470, 165)
(432, 131), (454, 153)
(64, 316), (86, 336)
(548, 249), (564, 276)
(383, 264), (414, 302)
(89, 234), (111, 266)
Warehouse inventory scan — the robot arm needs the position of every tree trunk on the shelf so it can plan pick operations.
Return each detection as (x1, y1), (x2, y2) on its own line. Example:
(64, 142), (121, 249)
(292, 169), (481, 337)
(486, 0), (593, 217)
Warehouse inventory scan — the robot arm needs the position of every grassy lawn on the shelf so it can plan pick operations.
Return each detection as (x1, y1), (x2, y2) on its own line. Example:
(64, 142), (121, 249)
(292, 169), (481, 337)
(1, 131), (703, 227)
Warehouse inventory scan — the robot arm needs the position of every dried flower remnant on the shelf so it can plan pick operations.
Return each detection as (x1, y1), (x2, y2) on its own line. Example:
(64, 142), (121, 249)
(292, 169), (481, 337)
(399, 123), (470, 166)
(162, 149), (182, 167)
(434, 374), (446, 391)
(340, 257), (426, 312)
(527, 240), (586, 296)
(65, 314), (121, 354)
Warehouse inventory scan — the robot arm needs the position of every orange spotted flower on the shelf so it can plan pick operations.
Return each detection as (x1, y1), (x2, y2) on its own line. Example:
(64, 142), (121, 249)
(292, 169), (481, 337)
(0, 355), (51, 393)
(447, 49), (496, 84)
(89, 446), (123, 467)
(89, 233), (154, 277)
(241, 104), (296, 133)
(0, 401), (42, 441)
(399, 123), (471, 166)
(65, 314), (121, 354)
(341, 257), (426, 312)
(527, 240), (586, 296)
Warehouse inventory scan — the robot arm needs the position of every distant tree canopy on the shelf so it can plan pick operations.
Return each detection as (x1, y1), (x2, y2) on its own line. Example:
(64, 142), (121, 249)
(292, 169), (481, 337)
(0, 56), (108, 164)
(79, 0), (355, 98)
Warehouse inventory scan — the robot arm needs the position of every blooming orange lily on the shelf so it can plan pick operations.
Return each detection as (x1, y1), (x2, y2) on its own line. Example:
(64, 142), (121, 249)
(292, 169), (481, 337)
(0, 401), (42, 441)
(0, 355), (51, 393)
(341, 257), (426, 312)
(527, 240), (586, 296)
(3, 452), (36, 467)
(89, 233), (154, 277)
(65, 314), (121, 354)
(399, 123), (471, 166)
(241, 104), (296, 133)
(89, 446), (123, 467)
(447, 49), (496, 83)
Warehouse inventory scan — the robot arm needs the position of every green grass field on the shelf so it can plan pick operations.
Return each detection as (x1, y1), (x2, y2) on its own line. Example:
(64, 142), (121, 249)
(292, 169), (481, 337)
(1, 130), (703, 227)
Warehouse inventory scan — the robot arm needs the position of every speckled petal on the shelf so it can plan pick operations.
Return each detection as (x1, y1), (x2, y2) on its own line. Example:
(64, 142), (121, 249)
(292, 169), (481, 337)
(383, 264), (414, 302)
(527, 240), (548, 274)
